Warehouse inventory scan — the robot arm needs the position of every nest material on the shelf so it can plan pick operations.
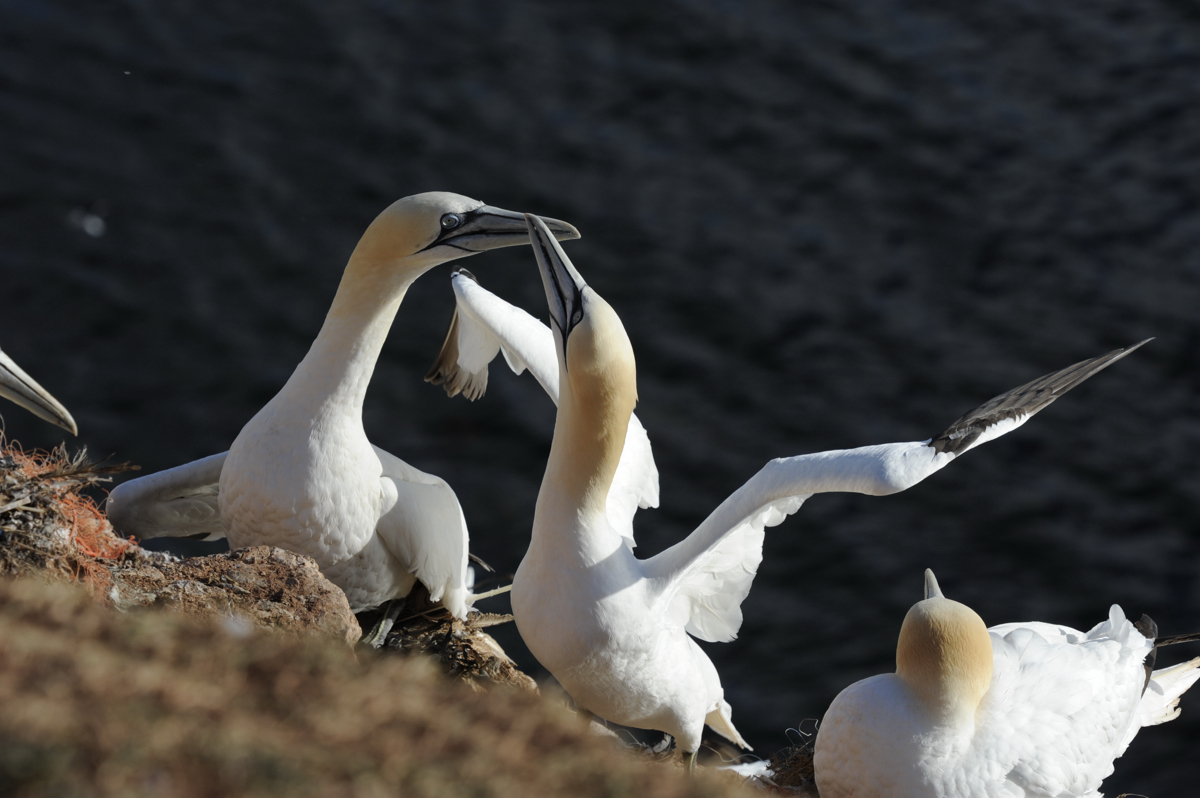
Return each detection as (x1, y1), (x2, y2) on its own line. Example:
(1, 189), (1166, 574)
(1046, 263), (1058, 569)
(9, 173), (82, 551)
(765, 737), (819, 795)
(0, 435), (138, 590)
(357, 583), (537, 691)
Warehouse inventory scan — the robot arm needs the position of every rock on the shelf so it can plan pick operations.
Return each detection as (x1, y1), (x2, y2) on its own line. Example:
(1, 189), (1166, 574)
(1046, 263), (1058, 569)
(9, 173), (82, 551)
(111, 546), (362, 645)
(0, 442), (360, 645)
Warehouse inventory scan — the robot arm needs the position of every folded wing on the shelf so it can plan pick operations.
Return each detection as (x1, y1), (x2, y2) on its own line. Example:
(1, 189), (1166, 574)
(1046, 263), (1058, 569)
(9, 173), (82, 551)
(105, 451), (228, 541)
(372, 445), (471, 619)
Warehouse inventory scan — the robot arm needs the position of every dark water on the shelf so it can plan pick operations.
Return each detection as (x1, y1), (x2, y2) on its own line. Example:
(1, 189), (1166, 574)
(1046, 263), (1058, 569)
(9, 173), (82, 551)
(4, 0), (1200, 791)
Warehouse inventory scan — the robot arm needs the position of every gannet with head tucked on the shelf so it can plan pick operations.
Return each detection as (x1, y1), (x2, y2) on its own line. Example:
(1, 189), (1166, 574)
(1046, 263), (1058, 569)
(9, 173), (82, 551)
(814, 570), (1200, 798)
(430, 216), (1146, 763)
(0, 347), (77, 435)
(105, 193), (578, 621)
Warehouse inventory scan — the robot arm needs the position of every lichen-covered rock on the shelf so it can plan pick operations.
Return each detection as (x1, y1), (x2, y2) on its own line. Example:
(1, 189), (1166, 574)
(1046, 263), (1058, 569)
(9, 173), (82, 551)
(111, 546), (362, 645)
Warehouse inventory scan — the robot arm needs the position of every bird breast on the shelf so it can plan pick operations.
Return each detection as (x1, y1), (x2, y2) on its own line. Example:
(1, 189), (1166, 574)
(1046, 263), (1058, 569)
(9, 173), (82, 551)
(220, 410), (387, 566)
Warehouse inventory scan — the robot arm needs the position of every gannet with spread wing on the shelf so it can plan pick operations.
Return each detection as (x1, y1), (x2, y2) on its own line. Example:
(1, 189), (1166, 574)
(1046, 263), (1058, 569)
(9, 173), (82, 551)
(0, 347), (77, 435)
(428, 215), (1146, 763)
(814, 570), (1200, 797)
(105, 193), (579, 621)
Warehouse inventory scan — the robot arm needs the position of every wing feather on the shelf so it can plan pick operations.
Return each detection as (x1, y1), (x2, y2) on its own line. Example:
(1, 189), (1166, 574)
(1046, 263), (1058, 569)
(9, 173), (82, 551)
(427, 271), (659, 548)
(975, 606), (1156, 794)
(105, 451), (228, 541)
(372, 445), (470, 619)
(645, 343), (1146, 641)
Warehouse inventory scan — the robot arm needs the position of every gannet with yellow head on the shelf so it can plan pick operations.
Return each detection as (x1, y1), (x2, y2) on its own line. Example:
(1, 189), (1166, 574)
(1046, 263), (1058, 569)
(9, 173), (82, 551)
(434, 217), (1147, 765)
(0, 347), (77, 435)
(814, 570), (1200, 797)
(106, 193), (578, 624)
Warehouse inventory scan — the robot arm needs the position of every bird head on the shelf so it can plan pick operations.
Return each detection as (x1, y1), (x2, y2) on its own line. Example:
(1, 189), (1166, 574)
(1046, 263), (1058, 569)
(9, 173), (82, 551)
(895, 569), (993, 724)
(527, 213), (637, 418)
(527, 214), (636, 514)
(351, 192), (580, 274)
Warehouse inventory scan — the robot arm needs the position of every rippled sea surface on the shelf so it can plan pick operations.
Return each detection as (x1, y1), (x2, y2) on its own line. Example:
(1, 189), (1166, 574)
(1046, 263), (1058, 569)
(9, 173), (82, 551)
(4, 1), (1200, 791)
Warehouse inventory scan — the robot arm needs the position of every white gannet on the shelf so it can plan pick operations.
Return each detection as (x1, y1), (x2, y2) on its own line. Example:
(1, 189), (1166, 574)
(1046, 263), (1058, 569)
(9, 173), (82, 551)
(105, 193), (579, 624)
(426, 215), (1147, 765)
(814, 570), (1200, 798)
(0, 347), (77, 435)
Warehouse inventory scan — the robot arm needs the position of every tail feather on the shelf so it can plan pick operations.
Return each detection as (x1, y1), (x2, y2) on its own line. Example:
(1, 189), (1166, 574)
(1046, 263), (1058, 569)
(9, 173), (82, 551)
(705, 700), (752, 750)
(1141, 656), (1200, 728)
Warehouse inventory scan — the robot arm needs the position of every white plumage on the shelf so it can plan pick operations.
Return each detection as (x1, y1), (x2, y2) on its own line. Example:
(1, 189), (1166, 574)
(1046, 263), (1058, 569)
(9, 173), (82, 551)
(427, 218), (1145, 757)
(814, 570), (1200, 798)
(105, 193), (579, 618)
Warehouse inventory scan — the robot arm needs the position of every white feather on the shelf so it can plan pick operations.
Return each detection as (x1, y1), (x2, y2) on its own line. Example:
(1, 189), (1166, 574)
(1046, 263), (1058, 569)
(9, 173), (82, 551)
(816, 602), (1200, 798)
(445, 272), (659, 548)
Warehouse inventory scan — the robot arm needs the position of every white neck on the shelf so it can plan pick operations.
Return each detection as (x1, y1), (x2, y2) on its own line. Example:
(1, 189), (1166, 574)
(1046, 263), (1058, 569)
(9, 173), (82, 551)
(529, 326), (633, 565)
(273, 250), (441, 423)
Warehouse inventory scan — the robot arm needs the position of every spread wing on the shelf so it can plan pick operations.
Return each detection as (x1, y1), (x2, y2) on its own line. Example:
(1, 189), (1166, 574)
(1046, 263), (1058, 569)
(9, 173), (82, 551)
(372, 445), (471, 620)
(643, 341), (1149, 643)
(426, 270), (659, 549)
(105, 451), (228, 541)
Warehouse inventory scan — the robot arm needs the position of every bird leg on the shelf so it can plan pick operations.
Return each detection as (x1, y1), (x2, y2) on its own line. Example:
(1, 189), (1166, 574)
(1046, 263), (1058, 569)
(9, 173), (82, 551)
(685, 749), (698, 774)
(360, 597), (406, 649)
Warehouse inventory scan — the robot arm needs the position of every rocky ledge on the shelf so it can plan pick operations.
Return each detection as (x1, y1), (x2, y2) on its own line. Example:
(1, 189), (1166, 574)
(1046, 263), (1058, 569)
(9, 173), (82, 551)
(0, 438), (532, 691)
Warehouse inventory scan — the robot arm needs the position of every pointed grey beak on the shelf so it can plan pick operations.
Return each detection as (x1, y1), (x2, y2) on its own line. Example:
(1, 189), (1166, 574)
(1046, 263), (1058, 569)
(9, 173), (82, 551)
(427, 204), (580, 254)
(924, 569), (945, 600)
(527, 214), (587, 341)
(0, 349), (78, 435)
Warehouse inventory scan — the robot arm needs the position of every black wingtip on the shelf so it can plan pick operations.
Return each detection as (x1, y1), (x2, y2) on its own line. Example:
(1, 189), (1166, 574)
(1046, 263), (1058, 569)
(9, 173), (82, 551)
(927, 340), (1150, 455)
(468, 552), (496, 573)
(1154, 630), (1200, 647)
(1136, 613), (1160, 694)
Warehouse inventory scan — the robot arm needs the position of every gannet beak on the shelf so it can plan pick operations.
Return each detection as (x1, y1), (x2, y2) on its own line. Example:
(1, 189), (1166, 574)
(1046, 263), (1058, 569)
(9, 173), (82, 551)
(0, 349), (78, 435)
(526, 214), (587, 340)
(924, 569), (945, 600)
(428, 205), (580, 254)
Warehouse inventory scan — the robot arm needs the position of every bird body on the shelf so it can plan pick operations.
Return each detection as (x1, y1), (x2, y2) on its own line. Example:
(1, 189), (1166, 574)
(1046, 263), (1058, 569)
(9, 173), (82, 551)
(107, 193), (579, 617)
(814, 571), (1200, 798)
(432, 217), (1146, 756)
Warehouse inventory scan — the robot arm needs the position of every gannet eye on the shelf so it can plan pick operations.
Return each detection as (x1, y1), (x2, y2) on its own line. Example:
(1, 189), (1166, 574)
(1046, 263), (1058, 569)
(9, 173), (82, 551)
(440, 213), (462, 230)
(572, 309), (583, 326)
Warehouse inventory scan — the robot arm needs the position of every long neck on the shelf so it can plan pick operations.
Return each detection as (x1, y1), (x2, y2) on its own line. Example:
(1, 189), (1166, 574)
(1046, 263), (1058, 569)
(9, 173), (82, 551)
(531, 364), (630, 562)
(276, 252), (433, 422)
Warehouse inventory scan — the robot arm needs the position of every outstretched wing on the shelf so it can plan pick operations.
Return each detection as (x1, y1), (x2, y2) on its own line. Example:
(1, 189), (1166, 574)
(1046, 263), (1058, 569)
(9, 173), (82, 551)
(644, 341), (1149, 643)
(372, 445), (471, 620)
(425, 269), (559, 401)
(426, 270), (659, 549)
(105, 451), (228, 540)
(929, 340), (1150, 455)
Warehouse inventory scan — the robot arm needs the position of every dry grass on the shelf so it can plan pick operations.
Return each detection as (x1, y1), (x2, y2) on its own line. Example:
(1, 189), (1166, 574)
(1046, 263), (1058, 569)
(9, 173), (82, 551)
(0, 576), (751, 798)
(767, 736), (818, 795)
(0, 433), (136, 595)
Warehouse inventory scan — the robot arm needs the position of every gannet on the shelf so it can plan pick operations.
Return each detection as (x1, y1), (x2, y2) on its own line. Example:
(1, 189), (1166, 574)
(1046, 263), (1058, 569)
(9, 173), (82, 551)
(0, 347), (77, 435)
(105, 193), (579, 622)
(428, 215), (1147, 765)
(814, 570), (1200, 798)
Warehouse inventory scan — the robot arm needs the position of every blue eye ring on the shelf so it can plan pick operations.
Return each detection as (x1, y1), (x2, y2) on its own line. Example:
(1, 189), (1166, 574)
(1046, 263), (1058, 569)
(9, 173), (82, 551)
(441, 213), (462, 230)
